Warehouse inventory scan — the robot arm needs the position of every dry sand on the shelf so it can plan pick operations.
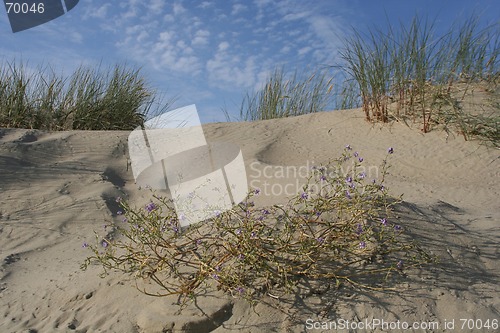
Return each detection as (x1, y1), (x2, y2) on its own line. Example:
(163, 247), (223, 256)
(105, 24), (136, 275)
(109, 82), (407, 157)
(0, 108), (499, 332)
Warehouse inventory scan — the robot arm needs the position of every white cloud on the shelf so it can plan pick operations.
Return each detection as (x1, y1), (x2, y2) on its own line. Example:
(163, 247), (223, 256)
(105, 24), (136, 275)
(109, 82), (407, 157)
(173, 2), (186, 16)
(156, 49), (201, 74)
(152, 31), (173, 52)
(254, 0), (273, 8)
(216, 13), (228, 21)
(137, 31), (149, 43)
(298, 46), (312, 56)
(70, 31), (83, 44)
(307, 16), (344, 57)
(115, 0), (138, 19)
(83, 0), (345, 107)
(218, 41), (230, 51)
(281, 45), (291, 54)
(253, 0), (274, 21)
(88, 4), (110, 19)
(159, 31), (173, 42)
(206, 51), (258, 90)
(191, 17), (203, 28)
(164, 14), (174, 22)
(198, 1), (213, 9)
(282, 11), (311, 21)
(231, 4), (248, 15)
(125, 24), (144, 34)
(177, 40), (194, 54)
(191, 29), (210, 46)
(150, 0), (164, 12)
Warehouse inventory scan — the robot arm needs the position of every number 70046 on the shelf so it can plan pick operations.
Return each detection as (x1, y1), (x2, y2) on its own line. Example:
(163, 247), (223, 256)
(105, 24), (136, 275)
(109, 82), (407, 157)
(5, 2), (45, 14)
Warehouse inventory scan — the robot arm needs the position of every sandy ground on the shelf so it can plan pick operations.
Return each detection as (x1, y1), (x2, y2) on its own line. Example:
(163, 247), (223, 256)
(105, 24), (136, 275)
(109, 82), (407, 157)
(0, 108), (499, 332)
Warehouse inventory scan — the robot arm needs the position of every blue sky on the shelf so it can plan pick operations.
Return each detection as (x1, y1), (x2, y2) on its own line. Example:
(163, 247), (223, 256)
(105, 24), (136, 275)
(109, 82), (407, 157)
(1, 0), (499, 123)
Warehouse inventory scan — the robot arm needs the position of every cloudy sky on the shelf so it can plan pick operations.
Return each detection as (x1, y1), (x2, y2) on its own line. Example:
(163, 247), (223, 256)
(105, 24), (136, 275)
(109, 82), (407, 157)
(1, 0), (499, 123)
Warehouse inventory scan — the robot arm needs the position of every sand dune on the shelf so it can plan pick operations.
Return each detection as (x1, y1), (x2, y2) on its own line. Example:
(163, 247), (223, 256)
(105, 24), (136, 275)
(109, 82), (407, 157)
(1, 109), (499, 332)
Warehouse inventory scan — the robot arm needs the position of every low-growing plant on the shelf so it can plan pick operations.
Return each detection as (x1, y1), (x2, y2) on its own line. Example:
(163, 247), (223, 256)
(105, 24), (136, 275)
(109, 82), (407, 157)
(82, 147), (434, 305)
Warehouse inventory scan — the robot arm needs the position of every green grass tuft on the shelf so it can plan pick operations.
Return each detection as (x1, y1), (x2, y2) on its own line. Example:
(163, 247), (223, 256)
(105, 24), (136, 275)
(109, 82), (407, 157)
(226, 67), (335, 121)
(0, 60), (173, 130)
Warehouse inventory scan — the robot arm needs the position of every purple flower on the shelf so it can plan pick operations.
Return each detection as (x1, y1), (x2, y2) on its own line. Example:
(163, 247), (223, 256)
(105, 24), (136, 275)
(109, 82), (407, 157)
(102, 240), (108, 248)
(262, 209), (270, 215)
(345, 145), (352, 150)
(301, 192), (308, 200)
(346, 176), (353, 183)
(82, 242), (89, 248)
(355, 223), (363, 235)
(235, 287), (244, 294)
(115, 196), (122, 203)
(172, 226), (179, 233)
(396, 260), (404, 270)
(116, 210), (123, 215)
(250, 231), (257, 238)
(212, 274), (219, 280)
(238, 253), (245, 260)
(235, 229), (242, 235)
(315, 211), (321, 217)
(358, 157), (364, 163)
(215, 265), (222, 272)
(316, 237), (325, 243)
(133, 224), (145, 232)
(196, 239), (202, 245)
(214, 210), (222, 217)
(254, 188), (261, 195)
(145, 202), (157, 212)
(354, 152), (359, 157)
(122, 218), (128, 223)
(358, 172), (366, 179)
(345, 190), (352, 199)
(394, 225), (402, 231)
(388, 147), (394, 154)
(320, 175), (327, 181)
(380, 218), (388, 226)
(359, 241), (366, 249)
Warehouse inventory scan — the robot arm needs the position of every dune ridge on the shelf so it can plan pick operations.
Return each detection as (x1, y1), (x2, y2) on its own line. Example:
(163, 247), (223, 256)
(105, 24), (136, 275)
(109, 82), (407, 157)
(0, 109), (499, 332)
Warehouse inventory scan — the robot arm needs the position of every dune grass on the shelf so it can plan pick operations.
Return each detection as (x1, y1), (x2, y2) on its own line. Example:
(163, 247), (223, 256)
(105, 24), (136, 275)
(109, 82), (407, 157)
(231, 14), (498, 146)
(226, 67), (335, 121)
(339, 13), (499, 145)
(0, 60), (172, 130)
